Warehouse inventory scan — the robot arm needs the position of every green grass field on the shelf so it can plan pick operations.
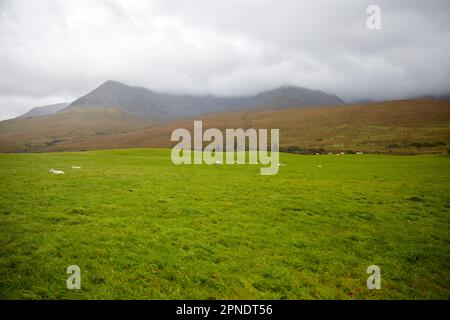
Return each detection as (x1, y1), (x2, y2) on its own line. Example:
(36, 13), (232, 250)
(0, 149), (449, 299)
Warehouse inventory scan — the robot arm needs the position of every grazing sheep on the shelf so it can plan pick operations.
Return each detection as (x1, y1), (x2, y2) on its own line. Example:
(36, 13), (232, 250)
(278, 163), (286, 167)
(71, 166), (81, 169)
(49, 168), (64, 175)
(356, 152), (364, 155)
(317, 165), (323, 168)
(215, 160), (222, 164)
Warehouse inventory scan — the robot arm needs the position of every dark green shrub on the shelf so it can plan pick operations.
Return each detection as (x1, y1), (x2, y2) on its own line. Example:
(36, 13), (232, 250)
(386, 143), (402, 149)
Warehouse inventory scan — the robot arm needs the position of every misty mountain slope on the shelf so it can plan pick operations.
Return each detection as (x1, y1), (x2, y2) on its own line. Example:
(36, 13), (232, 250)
(253, 86), (345, 109)
(18, 103), (69, 118)
(1, 99), (448, 153)
(67, 80), (345, 121)
(67, 81), (173, 120)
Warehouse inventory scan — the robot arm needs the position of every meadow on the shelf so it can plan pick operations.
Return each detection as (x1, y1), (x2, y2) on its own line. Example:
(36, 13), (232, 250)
(0, 148), (449, 299)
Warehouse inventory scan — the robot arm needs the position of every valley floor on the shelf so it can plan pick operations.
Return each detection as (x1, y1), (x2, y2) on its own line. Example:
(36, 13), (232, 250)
(0, 149), (449, 299)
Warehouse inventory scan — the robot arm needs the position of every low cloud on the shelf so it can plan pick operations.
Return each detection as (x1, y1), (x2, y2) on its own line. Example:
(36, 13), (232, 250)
(0, 0), (449, 119)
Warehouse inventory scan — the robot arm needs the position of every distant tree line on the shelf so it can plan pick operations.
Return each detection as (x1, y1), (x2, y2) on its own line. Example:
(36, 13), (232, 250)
(386, 141), (446, 149)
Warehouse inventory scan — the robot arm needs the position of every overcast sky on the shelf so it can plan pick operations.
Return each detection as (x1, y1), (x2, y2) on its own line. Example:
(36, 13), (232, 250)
(0, 0), (449, 120)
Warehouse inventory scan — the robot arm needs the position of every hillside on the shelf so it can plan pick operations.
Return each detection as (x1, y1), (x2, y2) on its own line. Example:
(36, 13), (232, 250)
(0, 107), (150, 152)
(0, 99), (448, 153)
(67, 81), (345, 121)
(75, 99), (450, 154)
(18, 103), (69, 118)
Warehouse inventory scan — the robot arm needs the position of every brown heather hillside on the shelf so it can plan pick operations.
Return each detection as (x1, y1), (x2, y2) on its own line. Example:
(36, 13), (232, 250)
(0, 99), (449, 153)
(0, 107), (151, 152)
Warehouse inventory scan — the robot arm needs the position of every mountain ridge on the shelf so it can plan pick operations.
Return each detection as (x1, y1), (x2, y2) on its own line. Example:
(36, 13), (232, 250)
(18, 102), (69, 118)
(66, 80), (346, 121)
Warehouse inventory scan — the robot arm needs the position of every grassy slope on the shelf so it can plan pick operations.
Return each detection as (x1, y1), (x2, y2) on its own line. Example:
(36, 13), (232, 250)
(0, 149), (448, 299)
(0, 107), (151, 152)
(0, 99), (449, 153)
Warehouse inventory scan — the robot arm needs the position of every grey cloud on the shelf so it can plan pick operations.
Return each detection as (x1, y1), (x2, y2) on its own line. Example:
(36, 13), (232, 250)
(0, 0), (449, 119)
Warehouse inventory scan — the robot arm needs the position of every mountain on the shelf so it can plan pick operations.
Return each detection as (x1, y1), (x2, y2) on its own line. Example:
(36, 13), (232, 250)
(0, 80), (347, 152)
(67, 80), (345, 121)
(1, 99), (448, 154)
(252, 86), (345, 109)
(18, 103), (69, 118)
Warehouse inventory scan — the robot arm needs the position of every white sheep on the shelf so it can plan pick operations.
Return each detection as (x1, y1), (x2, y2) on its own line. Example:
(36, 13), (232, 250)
(71, 166), (81, 169)
(215, 160), (222, 164)
(49, 168), (64, 175)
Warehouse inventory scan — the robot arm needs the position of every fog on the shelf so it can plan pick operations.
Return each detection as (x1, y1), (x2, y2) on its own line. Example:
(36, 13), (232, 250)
(0, 0), (449, 119)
